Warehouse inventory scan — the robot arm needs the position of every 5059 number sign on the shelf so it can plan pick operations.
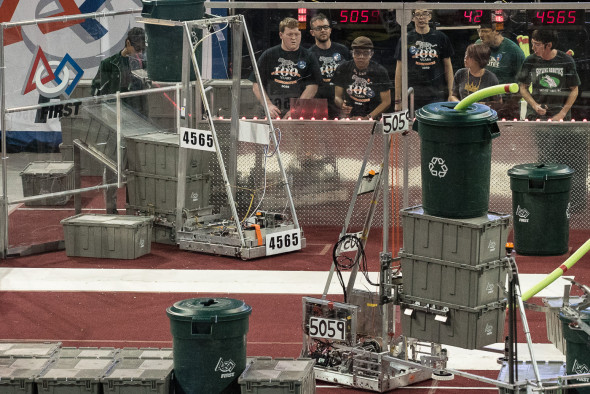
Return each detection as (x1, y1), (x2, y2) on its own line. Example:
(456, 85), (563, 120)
(381, 110), (409, 134)
(265, 229), (301, 256)
(179, 127), (216, 152)
(308, 316), (346, 341)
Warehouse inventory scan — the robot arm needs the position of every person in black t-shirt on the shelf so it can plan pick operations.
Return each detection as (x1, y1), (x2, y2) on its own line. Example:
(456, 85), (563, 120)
(394, 7), (454, 112)
(250, 17), (320, 118)
(309, 13), (351, 119)
(517, 29), (580, 121)
(332, 36), (392, 120)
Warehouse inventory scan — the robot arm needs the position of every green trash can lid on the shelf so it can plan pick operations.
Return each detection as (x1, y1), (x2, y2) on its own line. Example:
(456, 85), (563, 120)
(507, 163), (575, 180)
(167, 297), (252, 322)
(559, 307), (590, 324)
(415, 102), (497, 126)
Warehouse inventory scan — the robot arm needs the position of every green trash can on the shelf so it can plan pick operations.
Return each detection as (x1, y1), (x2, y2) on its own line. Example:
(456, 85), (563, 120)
(141, 0), (204, 82)
(413, 102), (500, 218)
(559, 310), (590, 393)
(167, 297), (252, 393)
(508, 163), (574, 255)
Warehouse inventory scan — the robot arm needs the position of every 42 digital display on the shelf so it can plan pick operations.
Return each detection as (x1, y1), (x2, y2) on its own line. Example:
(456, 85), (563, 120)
(339, 10), (381, 24)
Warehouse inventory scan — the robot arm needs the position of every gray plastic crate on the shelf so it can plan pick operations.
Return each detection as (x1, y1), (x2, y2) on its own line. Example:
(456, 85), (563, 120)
(117, 348), (173, 359)
(400, 252), (508, 307)
(0, 342), (60, 358)
(36, 357), (116, 394)
(125, 132), (212, 177)
(400, 296), (507, 350)
(20, 161), (75, 206)
(61, 214), (153, 259)
(238, 357), (315, 394)
(0, 357), (54, 394)
(57, 348), (119, 359)
(400, 206), (511, 266)
(102, 358), (173, 394)
(60, 143), (105, 176)
(126, 171), (211, 212)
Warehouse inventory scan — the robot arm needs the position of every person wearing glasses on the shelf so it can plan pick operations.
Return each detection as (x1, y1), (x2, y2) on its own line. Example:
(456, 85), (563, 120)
(332, 36), (392, 120)
(250, 17), (320, 119)
(517, 29), (580, 121)
(393, 8), (454, 111)
(476, 21), (524, 119)
(91, 27), (147, 214)
(309, 13), (351, 119)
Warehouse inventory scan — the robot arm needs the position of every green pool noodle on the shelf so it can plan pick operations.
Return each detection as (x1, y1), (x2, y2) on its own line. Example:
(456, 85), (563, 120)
(521, 238), (590, 301)
(454, 83), (519, 111)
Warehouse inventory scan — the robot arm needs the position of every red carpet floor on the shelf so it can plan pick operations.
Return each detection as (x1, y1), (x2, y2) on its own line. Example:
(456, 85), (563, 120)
(2, 189), (590, 392)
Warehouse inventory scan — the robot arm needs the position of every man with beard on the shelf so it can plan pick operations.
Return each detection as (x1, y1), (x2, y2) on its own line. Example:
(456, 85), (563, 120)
(309, 13), (350, 119)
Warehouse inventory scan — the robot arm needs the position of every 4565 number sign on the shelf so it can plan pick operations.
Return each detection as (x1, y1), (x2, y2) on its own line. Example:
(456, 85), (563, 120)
(179, 127), (216, 152)
(265, 229), (301, 256)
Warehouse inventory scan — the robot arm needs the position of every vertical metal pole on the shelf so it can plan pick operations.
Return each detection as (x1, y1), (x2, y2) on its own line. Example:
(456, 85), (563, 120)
(176, 26), (191, 235)
(381, 133), (391, 341)
(382, 134), (390, 252)
(185, 21), (246, 245)
(74, 142), (82, 214)
(228, 19), (244, 200)
(398, 6), (411, 210)
(116, 92), (121, 188)
(0, 24), (6, 258)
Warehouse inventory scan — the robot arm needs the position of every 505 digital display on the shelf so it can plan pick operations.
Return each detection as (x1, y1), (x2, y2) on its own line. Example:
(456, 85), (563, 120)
(339, 10), (381, 24)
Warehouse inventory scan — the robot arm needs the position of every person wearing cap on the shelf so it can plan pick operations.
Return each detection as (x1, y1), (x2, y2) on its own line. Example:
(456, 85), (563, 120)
(393, 8), (454, 112)
(250, 17), (321, 119)
(477, 21), (524, 119)
(91, 27), (147, 102)
(91, 26), (147, 214)
(331, 36), (392, 120)
(309, 13), (351, 119)
(517, 29), (580, 121)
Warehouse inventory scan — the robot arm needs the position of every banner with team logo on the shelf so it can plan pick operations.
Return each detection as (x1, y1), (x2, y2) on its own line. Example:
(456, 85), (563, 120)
(1, 0), (141, 149)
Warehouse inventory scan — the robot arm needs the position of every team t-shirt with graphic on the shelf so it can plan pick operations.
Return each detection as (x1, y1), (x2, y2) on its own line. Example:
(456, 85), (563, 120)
(476, 37), (525, 85)
(250, 45), (321, 115)
(517, 50), (580, 120)
(332, 60), (392, 117)
(310, 43), (351, 118)
(394, 29), (454, 108)
(452, 68), (499, 101)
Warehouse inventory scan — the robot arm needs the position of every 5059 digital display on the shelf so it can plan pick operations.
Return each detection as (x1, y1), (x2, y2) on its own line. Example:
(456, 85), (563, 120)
(339, 10), (380, 24)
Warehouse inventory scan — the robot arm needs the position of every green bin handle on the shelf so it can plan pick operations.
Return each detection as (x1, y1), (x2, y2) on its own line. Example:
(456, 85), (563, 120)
(142, 0), (153, 14)
(488, 122), (501, 140)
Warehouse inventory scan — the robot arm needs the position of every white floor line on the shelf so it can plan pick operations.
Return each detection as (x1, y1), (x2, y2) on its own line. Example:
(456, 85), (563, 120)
(0, 268), (568, 371)
(0, 268), (574, 297)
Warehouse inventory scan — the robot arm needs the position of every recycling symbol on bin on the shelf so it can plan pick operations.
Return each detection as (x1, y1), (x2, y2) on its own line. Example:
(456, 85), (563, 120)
(428, 157), (448, 178)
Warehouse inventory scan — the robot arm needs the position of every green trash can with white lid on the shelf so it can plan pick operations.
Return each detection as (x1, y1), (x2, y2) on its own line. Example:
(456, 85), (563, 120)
(412, 102), (500, 218)
(141, 0), (204, 82)
(508, 163), (574, 255)
(559, 309), (590, 393)
(167, 297), (252, 393)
